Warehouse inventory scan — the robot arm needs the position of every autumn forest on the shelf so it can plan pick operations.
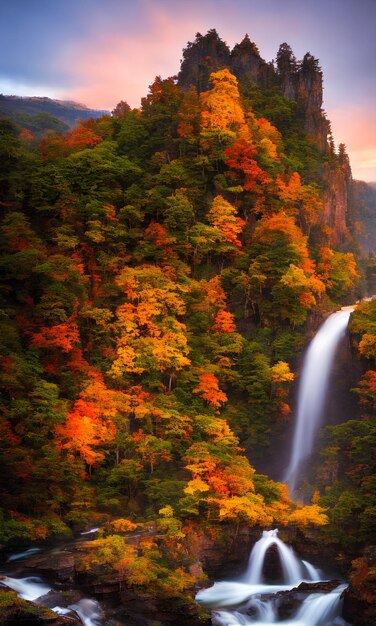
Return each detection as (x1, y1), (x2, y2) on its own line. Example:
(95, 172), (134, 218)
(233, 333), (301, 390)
(0, 30), (375, 625)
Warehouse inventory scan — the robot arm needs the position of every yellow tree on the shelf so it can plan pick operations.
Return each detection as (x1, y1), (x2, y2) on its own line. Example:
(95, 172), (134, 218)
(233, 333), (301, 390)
(208, 195), (245, 249)
(110, 265), (190, 388)
(200, 69), (247, 145)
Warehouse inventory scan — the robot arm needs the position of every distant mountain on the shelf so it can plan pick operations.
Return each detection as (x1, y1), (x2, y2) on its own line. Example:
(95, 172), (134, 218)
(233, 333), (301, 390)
(352, 180), (376, 255)
(0, 94), (109, 137)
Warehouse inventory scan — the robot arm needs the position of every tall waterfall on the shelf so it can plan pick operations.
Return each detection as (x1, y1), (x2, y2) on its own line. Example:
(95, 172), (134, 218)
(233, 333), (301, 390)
(284, 308), (353, 493)
(196, 307), (354, 626)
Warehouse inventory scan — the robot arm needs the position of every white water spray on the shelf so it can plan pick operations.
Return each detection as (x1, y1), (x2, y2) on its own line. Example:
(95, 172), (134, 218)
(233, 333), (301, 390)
(211, 583), (346, 626)
(69, 599), (102, 626)
(6, 547), (41, 562)
(2, 576), (51, 601)
(2, 575), (103, 625)
(196, 530), (321, 609)
(284, 309), (353, 493)
(244, 529), (314, 585)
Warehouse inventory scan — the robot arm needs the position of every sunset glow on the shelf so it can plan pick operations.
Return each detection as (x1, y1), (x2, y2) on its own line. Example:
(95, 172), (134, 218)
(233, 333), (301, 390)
(1, 0), (375, 180)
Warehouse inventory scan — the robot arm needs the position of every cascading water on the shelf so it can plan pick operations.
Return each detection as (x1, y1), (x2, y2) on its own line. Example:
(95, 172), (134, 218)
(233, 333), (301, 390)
(2, 576), (51, 601)
(211, 583), (347, 626)
(196, 530), (321, 610)
(196, 307), (354, 625)
(2, 575), (103, 625)
(196, 530), (348, 625)
(243, 529), (314, 585)
(284, 308), (353, 494)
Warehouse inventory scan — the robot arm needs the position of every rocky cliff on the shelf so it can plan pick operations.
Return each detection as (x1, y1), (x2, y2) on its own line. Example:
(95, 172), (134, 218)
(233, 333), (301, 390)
(177, 30), (359, 247)
(178, 31), (328, 150)
(321, 146), (353, 245)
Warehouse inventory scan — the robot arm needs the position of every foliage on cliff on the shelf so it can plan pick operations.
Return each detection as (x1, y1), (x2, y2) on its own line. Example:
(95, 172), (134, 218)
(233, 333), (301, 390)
(0, 31), (366, 577)
(317, 298), (376, 549)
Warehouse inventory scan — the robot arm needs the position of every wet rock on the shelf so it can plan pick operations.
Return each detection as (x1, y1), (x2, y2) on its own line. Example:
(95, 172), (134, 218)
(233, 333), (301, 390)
(35, 588), (82, 610)
(21, 549), (75, 583)
(343, 586), (376, 626)
(0, 586), (79, 625)
(274, 580), (344, 620)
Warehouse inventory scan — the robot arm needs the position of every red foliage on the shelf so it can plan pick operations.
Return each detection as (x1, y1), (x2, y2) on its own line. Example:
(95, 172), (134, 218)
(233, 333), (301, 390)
(225, 138), (270, 193)
(40, 122), (102, 161)
(55, 375), (119, 466)
(145, 221), (176, 253)
(0, 419), (21, 446)
(30, 321), (80, 353)
(65, 124), (103, 150)
(211, 309), (236, 333)
(193, 373), (228, 409)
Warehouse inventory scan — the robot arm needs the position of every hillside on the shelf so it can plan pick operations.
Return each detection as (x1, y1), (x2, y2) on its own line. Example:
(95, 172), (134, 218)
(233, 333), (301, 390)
(0, 28), (375, 626)
(0, 94), (108, 137)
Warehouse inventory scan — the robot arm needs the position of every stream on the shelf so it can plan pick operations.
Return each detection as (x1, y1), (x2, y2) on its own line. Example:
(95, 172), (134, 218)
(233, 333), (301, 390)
(2, 573), (102, 625)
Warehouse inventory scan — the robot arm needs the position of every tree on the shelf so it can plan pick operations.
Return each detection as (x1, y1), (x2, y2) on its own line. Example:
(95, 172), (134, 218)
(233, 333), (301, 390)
(317, 247), (359, 300)
(211, 309), (236, 333)
(193, 373), (227, 409)
(208, 195), (245, 249)
(176, 86), (201, 144)
(276, 43), (297, 76)
(110, 266), (190, 385)
(55, 374), (124, 470)
(200, 69), (247, 145)
(225, 137), (269, 198)
(112, 100), (131, 119)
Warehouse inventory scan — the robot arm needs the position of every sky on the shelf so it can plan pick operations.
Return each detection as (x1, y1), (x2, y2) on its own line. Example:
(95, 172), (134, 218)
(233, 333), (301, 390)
(0, 0), (375, 181)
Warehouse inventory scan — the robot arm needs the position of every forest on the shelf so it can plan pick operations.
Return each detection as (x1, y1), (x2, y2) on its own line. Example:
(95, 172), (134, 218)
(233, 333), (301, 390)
(0, 29), (375, 626)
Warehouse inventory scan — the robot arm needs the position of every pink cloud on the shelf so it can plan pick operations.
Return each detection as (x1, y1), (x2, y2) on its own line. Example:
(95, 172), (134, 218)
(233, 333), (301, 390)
(53, 3), (376, 182)
(328, 104), (376, 181)
(56, 6), (206, 109)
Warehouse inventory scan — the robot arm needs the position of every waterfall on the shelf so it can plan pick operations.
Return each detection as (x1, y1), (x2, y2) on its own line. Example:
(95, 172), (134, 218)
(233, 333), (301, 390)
(196, 306), (354, 625)
(196, 534), (348, 625)
(294, 584), (347, 626)
(284, 309), (353, 493)
(243, 529), (309, 585)
(68, 599), (102, 626)
(6, 547), (41, 562)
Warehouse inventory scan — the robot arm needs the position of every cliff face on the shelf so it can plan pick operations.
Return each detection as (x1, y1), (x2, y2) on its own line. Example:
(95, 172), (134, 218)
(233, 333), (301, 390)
(283, 53), (329, 152)
(321, 152), (353, 245)
(178, 33), (328, 151)
(351, 181), (376, 254)
(178, 29), (231, 93)
(230, 35), (275, 89)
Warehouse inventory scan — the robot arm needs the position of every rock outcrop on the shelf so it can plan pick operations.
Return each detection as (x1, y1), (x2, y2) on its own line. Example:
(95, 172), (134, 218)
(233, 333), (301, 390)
(178, 29), (231, 93)
(231, 35), (275, 89)
(177, 30), (356, 243)
(178, 31), (329, 151)
(320, 145), (353, 245)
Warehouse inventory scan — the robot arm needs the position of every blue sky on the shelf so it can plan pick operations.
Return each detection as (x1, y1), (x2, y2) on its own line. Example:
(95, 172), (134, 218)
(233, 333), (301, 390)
(0, 0), (375, 180)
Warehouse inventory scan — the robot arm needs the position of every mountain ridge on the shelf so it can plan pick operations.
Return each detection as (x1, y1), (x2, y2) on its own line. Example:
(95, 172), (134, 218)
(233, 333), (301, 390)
(0, 94), (109, 136)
